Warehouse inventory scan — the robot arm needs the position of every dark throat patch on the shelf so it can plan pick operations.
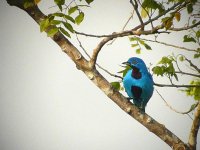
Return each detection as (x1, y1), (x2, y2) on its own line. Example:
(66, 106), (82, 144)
(131, 66), (142, 79)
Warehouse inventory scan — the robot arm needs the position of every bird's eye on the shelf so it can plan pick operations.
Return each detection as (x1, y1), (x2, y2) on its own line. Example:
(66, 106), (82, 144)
(132, 60), (137, 65)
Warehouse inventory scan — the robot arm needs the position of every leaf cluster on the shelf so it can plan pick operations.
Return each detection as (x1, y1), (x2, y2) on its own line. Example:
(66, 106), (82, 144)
(141, 0), (165, 18)
(152, 56), (178, 81)
(38, 0), (93, 37)
(129, 37), (152, 54)
(182, 80), (200, 100)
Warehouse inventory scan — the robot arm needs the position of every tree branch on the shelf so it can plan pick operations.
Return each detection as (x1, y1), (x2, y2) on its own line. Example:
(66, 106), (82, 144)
(130, 0), (144, 29)
(141, 38), (197, 52)
(156, 89), (198, 115)
(75, 34), (123, 79)
(6, 1), (190, 149)
(175, 71), (200, 78)
(185, 58), (200, 73)
(89, 1), (189, 68)
(188, 102), (200, 150)
(170, 20), (200, 31)
(154, 83), (200, 88)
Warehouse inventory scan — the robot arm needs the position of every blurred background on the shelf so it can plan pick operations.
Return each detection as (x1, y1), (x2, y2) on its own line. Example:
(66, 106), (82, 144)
(0, 0), (199, 150)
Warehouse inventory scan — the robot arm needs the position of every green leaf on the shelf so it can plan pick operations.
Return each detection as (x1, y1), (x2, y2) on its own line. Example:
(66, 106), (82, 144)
(138, 39), (145, 45)
(131, 44), (139, 48)
(54, 0), (65, 5)
(179, 56), (185, 61)
(192, 19), (197, 25)
(64, 15), (75, 23)
(50, 20), (61, 25)
(166, 63), (175, 74)
(47, 27), (58, 37)
(40, 18), (50, 32)
(183, 35), (196, 43)
(118, 65), (131, 77)
(190, 80), (200, 100)
(129, 37), (139, 41)
(144, 43), (152, 50)
(161, 17), (171, 23)
(68, 6), (78, 15)
(85, 0), (94, 4)
(142, 0), (164, 14)
(53, 13), (65, 17)
(63, 22), (74, 33)
(75, 12), (84, 25)
(194, 53), (200, 58)
(136, 48), (141, 54)
(187, 3), (193, 14)
(196, 30), (200, 38)
(141, 8), (148, 18)
(152, 66), (164, 76)
(111, 82), (121, 91)
(159, 56), (172, 64)
(60, 27), (71, 38)
(54, 0), (65, 11)
(173, 73), (178, 81)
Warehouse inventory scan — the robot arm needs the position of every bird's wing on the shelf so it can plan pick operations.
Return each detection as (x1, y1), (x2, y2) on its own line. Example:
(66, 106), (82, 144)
(131, 86), (142, 100)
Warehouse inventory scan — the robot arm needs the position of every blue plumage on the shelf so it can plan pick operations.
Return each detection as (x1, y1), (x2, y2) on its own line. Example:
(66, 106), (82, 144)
(123, 57), (154, 111)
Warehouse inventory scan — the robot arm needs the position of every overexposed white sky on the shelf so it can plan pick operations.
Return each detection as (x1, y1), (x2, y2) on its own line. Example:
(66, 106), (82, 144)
(0, 0), (199, 150)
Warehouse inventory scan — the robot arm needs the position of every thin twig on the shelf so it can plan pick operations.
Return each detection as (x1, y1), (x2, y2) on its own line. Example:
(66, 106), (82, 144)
(75, 34), (90, 59)
(170, 20), (200, 31)
(140, 38), (197, 52)
(185, 57), (200, 73)
(156, 89), (198, 114)
(175, 71), (200, 78)
(75, 2), (187, 39)
(122, 11), (134, 31)
(154, 83), (200, 88)
(108, 11), (134, 45)
(130, 0), (144, 29)
(75, 34), (123, 80)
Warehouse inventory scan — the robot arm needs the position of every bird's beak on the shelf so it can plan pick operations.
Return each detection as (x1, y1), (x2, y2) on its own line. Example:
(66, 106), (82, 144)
(122, 62), (131, 66)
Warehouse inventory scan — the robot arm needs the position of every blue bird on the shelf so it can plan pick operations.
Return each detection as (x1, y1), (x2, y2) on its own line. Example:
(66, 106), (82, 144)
(123, 57), (154, 112)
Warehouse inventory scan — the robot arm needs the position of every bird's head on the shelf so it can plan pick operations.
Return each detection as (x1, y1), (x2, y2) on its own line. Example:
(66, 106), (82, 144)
(122, 57), (148, 73)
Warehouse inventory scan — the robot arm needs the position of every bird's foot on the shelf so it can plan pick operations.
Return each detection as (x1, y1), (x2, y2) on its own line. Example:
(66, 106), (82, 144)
(139, 108), (145, 114)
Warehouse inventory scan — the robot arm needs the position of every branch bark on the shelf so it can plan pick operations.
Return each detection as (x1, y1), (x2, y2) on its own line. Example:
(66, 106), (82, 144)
(188, 103), (200, 150)
(6, 1), (191, 149)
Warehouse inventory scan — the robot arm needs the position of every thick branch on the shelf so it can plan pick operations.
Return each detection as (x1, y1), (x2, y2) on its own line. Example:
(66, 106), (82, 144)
(188, 103), (200, 150)
(6, 1), (190, 149)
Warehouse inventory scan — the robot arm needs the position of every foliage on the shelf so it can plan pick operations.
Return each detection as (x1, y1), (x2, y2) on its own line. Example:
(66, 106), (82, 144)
(152, 56), (178, 81)
(24, 0), (93, 37)
(129, 37), (152, 54)
(182, 80), (200, 100)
